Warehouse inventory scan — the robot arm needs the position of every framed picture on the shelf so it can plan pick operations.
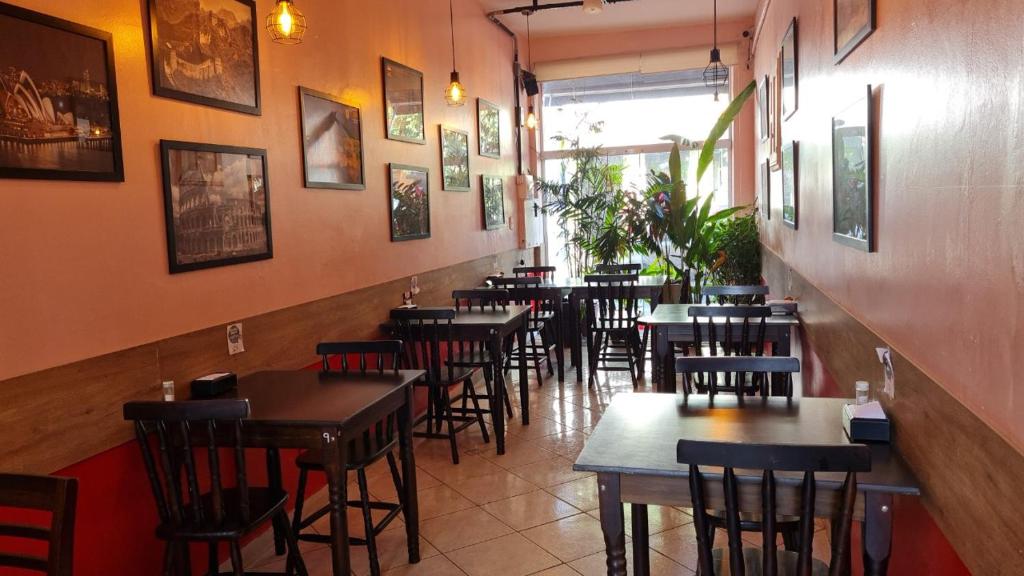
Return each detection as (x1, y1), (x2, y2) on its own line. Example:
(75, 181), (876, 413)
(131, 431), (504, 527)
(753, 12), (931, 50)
(389, 163), (430, 241)
(382, 58), (425, 144)
(440, 126), (470, 192)
(477, 98), (501, 158)
(781, 141), (799, 229)
(832, 85), (874, 251)
(0, 2), (123, 181)
(160, 140), (272, 273)
(834, 0), (876, 64)
(781, 18), (798, 120)
(768, 73), (782, 170)
(760, 161), (771, 220)
(757, 75), (769, 143)
(147, 0), (260, 115)
(298, 87), (364, 190)
(481, 175), (505, 230)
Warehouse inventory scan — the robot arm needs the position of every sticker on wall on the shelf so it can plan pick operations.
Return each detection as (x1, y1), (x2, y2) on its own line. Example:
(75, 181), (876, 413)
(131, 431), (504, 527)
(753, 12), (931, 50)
(227, 322), (245, 356)
(876, 347), (894, 399)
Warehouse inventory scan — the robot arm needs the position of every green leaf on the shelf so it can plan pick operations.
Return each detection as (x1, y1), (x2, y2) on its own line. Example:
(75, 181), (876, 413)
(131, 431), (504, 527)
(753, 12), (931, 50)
(696, 80), (757, 184)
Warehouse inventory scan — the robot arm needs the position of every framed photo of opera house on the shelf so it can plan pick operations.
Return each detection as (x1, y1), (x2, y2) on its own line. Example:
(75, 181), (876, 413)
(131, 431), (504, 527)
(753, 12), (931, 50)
(160, 140), (273, 274)
(0, 2), (124, 181)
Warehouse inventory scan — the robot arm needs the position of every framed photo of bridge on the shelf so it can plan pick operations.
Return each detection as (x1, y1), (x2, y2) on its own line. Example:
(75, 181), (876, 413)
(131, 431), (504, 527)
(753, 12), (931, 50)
(147, 0), (261, 115)
(0, 2), (124, 181)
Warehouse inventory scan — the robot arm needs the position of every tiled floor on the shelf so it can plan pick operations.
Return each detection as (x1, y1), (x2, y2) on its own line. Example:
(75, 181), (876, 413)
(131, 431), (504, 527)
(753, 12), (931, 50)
(240, 359), (832, 575)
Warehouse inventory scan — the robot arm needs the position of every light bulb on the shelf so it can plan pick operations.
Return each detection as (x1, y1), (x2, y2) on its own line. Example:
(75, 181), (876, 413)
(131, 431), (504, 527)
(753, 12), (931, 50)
(445, 71), (466, 106)
(277, 5), (293, 37)
(525, 107), (538, 130)
(266, 0), (306, 45)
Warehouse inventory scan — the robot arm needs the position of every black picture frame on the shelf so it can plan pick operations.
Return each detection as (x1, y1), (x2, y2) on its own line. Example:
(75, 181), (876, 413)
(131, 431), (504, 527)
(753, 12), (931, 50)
(781, 141), (799, 229)
(832, 85), (874, 252)
(440, 126), (470, 192)
(477, 98), (501, 158)
(0, 2), (124, 181)
(757, 75), (770, 143)
(482, 175), (505, 230)
(781, 18), (798, 120)
(298, 86), (365, 190)
(382, 58), (425, 144)
(834, 0), (876, 65)
(761, 160), (771, 220)
(388, 163), (431, 241)
(147, 0), (261, 115)
(160, 140), (273, 274)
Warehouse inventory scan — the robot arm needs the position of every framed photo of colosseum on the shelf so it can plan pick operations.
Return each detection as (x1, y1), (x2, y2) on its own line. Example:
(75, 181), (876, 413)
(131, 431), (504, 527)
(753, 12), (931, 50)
(147, 0), (261, 115)
(160, 140), (273, 273)
(0, 2), (124, 181)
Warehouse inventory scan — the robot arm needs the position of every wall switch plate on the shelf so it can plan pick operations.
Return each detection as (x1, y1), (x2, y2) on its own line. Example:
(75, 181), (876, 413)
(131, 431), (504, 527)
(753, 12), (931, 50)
(875, 347), (894, 399)
(227, 322), (245, 356)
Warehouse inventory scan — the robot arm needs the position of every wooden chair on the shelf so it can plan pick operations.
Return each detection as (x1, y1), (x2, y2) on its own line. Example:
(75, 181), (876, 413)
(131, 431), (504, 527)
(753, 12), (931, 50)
(677, 439), (871, 576)
(290, 341), (408, 576)
(391, 308), (489, 464)
(595, 263), (642, 274)
(513, 265), (556, 282)
(0, 474), (77, 576)
(452, 289), (514, 419)
(676, 356), (799, 399)
(486, 275), (541, 288)
(686, 305), (772, 395)
(503, 285), (562, 384)
(702, 284), (770, 305)
(583, 274), (641, 388)
(123, 399), (308, 576)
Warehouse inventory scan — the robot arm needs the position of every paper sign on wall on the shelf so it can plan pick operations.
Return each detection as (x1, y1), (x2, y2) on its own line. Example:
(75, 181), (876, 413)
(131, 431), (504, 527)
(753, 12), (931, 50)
(227, 322), (245, 356)
(876, 347), (894, 399)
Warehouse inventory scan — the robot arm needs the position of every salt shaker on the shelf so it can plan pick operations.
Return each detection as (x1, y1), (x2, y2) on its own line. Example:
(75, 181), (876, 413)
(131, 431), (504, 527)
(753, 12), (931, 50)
(855, 380), (870, 405)
(162, 380), (175, 402)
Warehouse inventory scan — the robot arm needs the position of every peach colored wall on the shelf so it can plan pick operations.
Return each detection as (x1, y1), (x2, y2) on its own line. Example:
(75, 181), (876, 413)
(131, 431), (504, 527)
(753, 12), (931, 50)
(0, 0), (521, 381)
(755, 0), (1024, 453)
(529, 19), (757, 206)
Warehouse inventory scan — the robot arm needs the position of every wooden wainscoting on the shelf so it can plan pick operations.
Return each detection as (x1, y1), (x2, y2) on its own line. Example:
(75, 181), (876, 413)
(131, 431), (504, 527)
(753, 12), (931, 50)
(763, 247), (1024, 575)
(0, 249), (529, 474)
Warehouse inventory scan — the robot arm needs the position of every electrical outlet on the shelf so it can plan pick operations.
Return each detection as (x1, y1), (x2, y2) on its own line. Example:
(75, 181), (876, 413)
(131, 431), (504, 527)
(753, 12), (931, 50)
(875, 347), (894, 399)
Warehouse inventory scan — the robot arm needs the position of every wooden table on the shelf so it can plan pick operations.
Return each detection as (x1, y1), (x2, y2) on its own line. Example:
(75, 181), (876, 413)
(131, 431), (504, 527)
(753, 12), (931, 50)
(641, 304), (800, 394)
(222, 369), (425, 576)
(574, 394), (920, 576)
(545, 276), (667, 383)
(382, 305), (532, 455)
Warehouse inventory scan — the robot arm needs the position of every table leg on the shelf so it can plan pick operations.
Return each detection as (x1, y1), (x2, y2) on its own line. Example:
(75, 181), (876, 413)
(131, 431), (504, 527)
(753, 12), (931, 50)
(554, 309), (566, 383)
(863, 492), (893, 576)
(631, 504), (650, 576)
(597, 473), (627, 576)
(490, 331), (507, 455)
(397, 386), (420, 564)
(265, 447), (285, 555)
(518, 319), (530, 424)
(772, 326), (794, 396)
(571, 291), (584, 382)
(321, 428), (351, 576)
(655, 327), (673, 394)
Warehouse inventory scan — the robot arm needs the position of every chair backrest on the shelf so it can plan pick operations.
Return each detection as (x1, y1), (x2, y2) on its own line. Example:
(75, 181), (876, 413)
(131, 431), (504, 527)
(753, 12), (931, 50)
(505, 286), (562, 324)
(595, 263), (642, 275)
(677, 439), (871, 576)
(0, 474), (77, 576)
(676, 356), (799, 398)
(702, 284), (770, 305)
(487, 276), (541, 288)
(584, 274), (639, 331)
(688, 305), (771, 359)
(123, 399), (251, 531)
(390, 308), (457, 385)
(513, 265), (556, 282)
(452, 289), (509, 312)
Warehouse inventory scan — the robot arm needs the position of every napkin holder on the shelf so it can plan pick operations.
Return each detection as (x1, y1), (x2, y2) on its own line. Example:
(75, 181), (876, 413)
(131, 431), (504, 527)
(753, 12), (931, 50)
(190, 372), (237, 398)
(842, 401), (890, 443)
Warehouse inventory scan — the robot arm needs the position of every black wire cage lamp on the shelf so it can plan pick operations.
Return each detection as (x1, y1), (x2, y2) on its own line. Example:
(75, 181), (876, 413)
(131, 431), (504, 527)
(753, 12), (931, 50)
(267, 0), (307, 45)
(445, 0), (467, 106)
(703, 0), (729, 100)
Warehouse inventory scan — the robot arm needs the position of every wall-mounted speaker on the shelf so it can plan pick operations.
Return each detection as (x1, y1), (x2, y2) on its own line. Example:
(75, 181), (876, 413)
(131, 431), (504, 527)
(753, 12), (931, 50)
(521, 70), (539, 96)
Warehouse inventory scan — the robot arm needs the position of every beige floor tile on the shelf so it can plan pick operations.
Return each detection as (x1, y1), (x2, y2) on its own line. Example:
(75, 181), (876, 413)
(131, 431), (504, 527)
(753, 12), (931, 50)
(528, 565), (581, 575)
(477, 441), (558, 470)
(418, 454), (506, 485)
(416, 484), (478, 520)
(309, 503), (405, 539)
(509, 456), (593, 488)
(504, 415), (575, 439)
(530, 430), (590, 461)
(447, 533), (561, 576)
(349, 529), (440, 576)
(482, 490), (580, 531)
(415, 468), (443, 491)
(383, 554), (468, 576)
(587, 504), (692, 537)
(447, 469), (539, 505)
(419, 507), (513, 553)
(569, 546), (692, 576)
(544, 476), (599, 512)
(521, 513), (612, 563)
(649, 524), (702, 571)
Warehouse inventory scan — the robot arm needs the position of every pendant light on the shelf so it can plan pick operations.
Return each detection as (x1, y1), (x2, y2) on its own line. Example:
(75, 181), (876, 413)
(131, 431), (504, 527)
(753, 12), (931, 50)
(582, 0), (605, 14)
(524, 11), (538, 130)
(703, 0), (729, 101)
(267, 0), (306, 45)
(444, 0), (467, 106)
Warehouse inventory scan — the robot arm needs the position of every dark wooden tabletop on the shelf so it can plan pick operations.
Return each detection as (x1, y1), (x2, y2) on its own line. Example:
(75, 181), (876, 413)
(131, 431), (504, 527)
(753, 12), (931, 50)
(381, 305), (532, 330)
(574, 394), (920, 495)
(640, 303), (801, 326)
(224, 370), (424, 427)
(547, 275), (667, 289)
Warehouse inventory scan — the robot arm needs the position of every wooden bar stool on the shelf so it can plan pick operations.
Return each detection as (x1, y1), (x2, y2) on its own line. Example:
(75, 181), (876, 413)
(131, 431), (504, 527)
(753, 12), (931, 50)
(0, 474), (77, 576)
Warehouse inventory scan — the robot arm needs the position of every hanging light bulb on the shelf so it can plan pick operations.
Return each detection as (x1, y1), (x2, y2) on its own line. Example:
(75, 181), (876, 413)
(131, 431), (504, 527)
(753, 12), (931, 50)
(523, 13), (538, 130)
(525, 105), (538, 130)
(445, 0), (466, 106)
(703, 0), (729, 100)
(267, 0), (306, 45)
(582, 0), (605, 14)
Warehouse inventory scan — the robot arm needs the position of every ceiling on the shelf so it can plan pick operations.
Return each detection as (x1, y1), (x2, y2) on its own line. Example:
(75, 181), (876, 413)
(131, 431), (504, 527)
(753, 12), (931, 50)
(477, 0), (758, 36)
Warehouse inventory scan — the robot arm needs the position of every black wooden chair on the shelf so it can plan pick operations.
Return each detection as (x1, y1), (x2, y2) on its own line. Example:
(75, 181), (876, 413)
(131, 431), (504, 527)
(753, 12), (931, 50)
(123, 399), (308, 576)
(676, 356), (799, 399)
(677, 439), (871, 576)
(391, 308), (489, 464)
(595, 263), (642, 274)
(702, 284), (770, 305)
(452, 289), (514, 419)
(290, 341), (408, 576)
(583, 274), (641, 388)
(486, 275), (541, 288)
(504, 285), (562, 384)
(513, 265), (557, 282)
(0, 474), (77, 576)
(686, 305), (772, 395)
